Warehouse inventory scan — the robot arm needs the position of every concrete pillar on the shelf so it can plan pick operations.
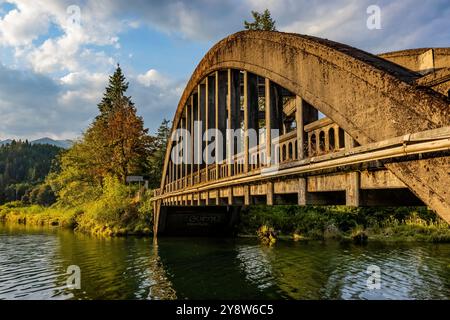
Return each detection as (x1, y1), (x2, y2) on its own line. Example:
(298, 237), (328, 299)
(346, 172), (360, 206)
(265, 78), (271, 166)
(298, 177), (307, 205)
(267, 181), (274, 205)
(174, 129), (178, 190)
(205, 191), (210, 206)
(243, 71), (249, 174)
(168, 161), (172, 191)
(198, 84), (206, 181)
(216, 71), (227, 179)
(227, 69), (240, 176)
(185, 104), (190, 187)
(215, 189), (220, 205)
(295, 96), (305, 160)
(206, 75), (216, 182)
(244, 185), (250, 205)
(153, 200), (161, 236)
(334, 124), (340, 152)
(266, 81), (283, 165)
(228, 187), (233, 205)
(180, 117), (185, 188)
(345, 132), (356, 150)
(190, 95), (195, 185)
(245, 72), (259, 170)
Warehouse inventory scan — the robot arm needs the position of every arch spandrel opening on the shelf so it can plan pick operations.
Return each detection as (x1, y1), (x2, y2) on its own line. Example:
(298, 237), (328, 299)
(163, 67), (358, 191)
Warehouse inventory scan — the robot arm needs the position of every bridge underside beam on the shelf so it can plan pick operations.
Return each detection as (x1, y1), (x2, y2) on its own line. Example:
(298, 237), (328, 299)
(385, 157), (450, 223)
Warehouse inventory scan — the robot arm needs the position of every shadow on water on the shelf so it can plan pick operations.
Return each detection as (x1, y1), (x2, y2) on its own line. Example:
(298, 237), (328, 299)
(1, 223), (450, 300)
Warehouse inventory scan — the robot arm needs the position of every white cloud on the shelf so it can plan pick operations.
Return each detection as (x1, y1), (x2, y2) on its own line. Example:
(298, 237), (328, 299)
(0, 1), (52, 46)
(1, 0), (449, 140)
(137, 69), (170, 88)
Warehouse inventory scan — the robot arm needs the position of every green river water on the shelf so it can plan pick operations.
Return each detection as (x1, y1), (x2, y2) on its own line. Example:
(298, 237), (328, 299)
(1, 223), (450, 300)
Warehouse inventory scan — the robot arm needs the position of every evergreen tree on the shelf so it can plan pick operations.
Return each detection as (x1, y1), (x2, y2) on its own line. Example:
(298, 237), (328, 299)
(244, 9), (276, 31)
(0, 141), (62, 204)
(50, 64), (153, 205)
(97, 64), (132, 119)
(148, 119), (171, 188)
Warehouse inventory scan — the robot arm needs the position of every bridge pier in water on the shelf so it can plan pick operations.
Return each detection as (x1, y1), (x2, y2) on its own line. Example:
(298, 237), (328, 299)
(152, 32), (450, 236)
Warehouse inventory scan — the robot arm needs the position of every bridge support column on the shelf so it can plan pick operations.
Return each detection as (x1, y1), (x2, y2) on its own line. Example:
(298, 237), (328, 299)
(153, 199), (161, 236)
(267, 181), (274, 205)
(346, 172), (361, 207)
(298, 178), (307, 205)
(205, 191), (210, 206)
(206, 74), (216, 182)
(345, 132), (357, 150)
(227, 69), (241, 177)
(244, 185), (250, 205)
(216, 71), (227, 178)
(296, 96), (305, 159)
(227, 187), (233, 205)
(190, 95), (195, 186)
(245, 71), (259, 171)
(198, 83), (206, 182)
(215, 189), (220, 205)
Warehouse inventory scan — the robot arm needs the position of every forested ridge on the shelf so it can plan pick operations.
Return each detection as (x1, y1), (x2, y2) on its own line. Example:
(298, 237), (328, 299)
(0, 141), (62, 204)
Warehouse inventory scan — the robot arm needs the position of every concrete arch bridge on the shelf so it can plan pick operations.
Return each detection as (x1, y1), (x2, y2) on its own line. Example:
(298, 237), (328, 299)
(151, 31), (450, 236)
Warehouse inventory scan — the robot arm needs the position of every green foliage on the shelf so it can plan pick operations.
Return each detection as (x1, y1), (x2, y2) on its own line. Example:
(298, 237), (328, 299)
(26, 184), (56, 206)
(147, 119), (171, 188)
(239, 206), (450, 242)
(48, 65), (154, 207)
(0, 66), (163, 237)
(244, 9), (276, 31)
(0, 141), (62, 204)
(0, 204), (78, 228)
(0, 176), (152, 236)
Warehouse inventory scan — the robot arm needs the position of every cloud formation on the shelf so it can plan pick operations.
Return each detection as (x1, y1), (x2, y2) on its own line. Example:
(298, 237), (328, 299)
(0, 0), (449, 140)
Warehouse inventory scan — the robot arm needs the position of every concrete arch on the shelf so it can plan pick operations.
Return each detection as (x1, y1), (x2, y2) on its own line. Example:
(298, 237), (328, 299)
(161, 31), (450, 220)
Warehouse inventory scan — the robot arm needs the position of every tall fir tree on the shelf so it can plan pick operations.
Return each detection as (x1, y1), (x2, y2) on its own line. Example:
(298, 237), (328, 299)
(244, 9), (276, 31)
(97, 64), (132, 119)
(50, 64), (153, 203)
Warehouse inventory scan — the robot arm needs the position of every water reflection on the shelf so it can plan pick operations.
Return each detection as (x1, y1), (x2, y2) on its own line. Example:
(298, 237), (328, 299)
(147, 239), (176, 300)
(1, 224), (450, 300)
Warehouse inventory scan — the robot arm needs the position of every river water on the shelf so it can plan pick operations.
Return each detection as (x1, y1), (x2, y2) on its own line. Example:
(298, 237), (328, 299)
(0, 223), (449, 300)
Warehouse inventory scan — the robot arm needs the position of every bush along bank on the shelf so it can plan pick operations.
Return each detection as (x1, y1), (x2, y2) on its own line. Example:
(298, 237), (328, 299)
(238, 205), (450, 244)
(0, 181), (153, 237)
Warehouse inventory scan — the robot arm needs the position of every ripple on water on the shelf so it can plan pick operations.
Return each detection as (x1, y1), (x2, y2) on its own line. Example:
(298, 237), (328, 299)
(1, 226), (450, 300)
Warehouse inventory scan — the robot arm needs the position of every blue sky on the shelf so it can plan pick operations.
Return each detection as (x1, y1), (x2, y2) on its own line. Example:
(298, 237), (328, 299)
(0, 0), (449, 140)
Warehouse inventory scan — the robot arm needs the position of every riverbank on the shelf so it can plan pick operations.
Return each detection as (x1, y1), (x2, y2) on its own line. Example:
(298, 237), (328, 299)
(0, 198), (152, 237)
(2, 201), (449, 242)
(238, 205), (450, 243)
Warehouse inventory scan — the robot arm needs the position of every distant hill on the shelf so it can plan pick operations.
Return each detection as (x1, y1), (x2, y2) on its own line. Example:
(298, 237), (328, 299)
(0, 138), (73, 149)
(0, 139), (12, 146)
(30, 137), (73, 149)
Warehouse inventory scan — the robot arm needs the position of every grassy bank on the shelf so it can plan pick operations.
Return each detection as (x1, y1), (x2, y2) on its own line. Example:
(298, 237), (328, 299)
(238, 205), (450, 243)
(0, 190), (152, 237)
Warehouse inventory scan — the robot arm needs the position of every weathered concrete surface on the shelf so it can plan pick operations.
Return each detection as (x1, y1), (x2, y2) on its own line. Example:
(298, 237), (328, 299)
(415, 67), (450, 96)
(380, 48), (450, 73)
(161, 31), (450, 221)
(385, 157), (450, 222)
